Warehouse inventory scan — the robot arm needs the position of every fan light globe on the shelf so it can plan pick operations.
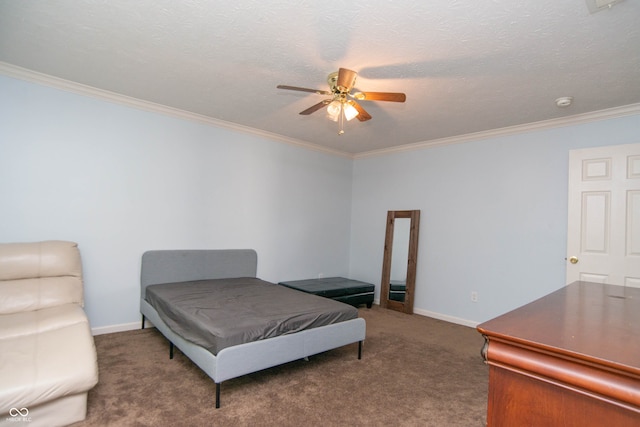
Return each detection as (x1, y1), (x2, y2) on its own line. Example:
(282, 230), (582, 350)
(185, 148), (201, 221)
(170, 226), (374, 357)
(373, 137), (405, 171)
(327, 100), (342, 121)
(344, 103), (359, 121)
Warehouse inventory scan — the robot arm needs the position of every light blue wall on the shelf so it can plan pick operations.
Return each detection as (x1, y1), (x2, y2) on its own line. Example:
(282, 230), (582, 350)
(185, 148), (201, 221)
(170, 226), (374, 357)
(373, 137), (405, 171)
(2, 74), (639, 330)
(349, 114), (640, 325)
(0, 75), (353, 329)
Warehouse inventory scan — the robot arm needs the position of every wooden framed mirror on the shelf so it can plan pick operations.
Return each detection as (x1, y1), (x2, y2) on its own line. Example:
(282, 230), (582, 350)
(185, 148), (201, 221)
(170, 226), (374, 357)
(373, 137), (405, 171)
(380, 210), (420, 314)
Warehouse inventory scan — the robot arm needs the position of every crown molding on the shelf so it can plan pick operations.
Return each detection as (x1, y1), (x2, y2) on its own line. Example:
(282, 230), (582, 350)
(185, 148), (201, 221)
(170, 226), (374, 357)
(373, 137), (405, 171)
(2, 61), (638, 161)
(0, 62), (351, 159)
(354, 103), (640, 159)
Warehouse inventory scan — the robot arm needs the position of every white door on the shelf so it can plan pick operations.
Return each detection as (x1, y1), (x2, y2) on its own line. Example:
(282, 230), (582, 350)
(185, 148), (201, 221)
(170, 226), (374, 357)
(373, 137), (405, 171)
(566, 143), (640, 287)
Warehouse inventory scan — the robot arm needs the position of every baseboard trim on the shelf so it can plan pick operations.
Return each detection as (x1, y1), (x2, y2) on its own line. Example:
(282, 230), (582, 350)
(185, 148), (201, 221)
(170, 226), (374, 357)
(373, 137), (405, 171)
(371, 302), (479, 328)
(413, 307), (479, 328)
(92, 321), (154, 336)
(91, 308), (477, 335)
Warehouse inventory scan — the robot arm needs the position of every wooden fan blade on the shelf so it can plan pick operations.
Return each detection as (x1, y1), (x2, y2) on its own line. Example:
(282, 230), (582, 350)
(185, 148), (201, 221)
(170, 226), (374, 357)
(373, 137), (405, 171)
(277, 85), (331, 96)
(349, 100), (372, 121)
(299, 100), (331, 115)
(353, 91), (406, 102)
(337, 68), (357, 92)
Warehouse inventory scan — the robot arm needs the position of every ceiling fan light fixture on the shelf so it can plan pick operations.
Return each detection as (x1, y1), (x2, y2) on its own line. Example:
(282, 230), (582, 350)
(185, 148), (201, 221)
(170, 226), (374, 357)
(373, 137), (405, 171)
(277, 67), (405, 135)
(328, 100), (354, 135)
(327, 99), (359, 123)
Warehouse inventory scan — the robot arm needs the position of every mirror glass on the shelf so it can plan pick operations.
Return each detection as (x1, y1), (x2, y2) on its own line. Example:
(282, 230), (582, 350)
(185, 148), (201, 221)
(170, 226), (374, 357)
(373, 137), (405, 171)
(380, 210), (420, 314)
(389, 218), (410, 302)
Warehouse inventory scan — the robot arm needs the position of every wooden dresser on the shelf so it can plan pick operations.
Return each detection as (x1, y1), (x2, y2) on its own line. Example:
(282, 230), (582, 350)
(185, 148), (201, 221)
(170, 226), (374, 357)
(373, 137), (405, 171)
(477, 281), (640, 426)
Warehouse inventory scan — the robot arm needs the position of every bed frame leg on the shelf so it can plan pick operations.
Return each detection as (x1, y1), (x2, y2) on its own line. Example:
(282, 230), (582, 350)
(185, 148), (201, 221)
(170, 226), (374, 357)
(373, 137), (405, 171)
(141, 315), (146, 329)
(169, 342), (174, 359)
(215, 383), (221, 409)
(358, 341), (362, 360)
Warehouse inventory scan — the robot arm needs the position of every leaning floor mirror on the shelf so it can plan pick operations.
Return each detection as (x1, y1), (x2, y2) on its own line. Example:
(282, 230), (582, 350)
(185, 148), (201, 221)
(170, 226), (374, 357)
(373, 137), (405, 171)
(380, 210), (420, 314)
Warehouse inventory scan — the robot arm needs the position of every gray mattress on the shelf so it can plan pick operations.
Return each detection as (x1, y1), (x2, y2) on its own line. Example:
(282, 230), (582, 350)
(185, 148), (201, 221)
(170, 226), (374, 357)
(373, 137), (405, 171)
(145, 277), (358, 355)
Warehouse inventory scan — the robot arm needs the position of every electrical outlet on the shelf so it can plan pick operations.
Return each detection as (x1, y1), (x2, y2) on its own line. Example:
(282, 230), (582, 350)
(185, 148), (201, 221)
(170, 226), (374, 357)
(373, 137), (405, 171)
(471, 291), (478, 303)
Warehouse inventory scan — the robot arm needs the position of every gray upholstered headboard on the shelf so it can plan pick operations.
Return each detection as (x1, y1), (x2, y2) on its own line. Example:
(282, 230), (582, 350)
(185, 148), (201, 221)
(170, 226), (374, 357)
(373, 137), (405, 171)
(140, 249), (258, 298)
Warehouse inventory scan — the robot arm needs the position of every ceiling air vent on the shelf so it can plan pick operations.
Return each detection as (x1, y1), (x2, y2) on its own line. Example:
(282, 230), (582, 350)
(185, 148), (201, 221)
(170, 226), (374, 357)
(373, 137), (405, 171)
(585, 0), (625, 13)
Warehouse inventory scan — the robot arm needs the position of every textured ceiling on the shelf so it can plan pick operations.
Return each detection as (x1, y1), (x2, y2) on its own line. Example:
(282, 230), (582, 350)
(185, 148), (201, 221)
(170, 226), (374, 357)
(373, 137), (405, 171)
(1, 0), (639, 155)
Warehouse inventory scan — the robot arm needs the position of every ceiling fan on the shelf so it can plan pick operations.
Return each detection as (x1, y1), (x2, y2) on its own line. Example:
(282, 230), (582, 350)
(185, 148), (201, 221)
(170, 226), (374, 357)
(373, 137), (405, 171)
(277, 68), (406, 135)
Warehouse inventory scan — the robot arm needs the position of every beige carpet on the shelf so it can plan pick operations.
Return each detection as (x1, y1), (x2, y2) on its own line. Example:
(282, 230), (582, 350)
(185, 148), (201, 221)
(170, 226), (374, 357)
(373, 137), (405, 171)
(73, 306), (488, 426)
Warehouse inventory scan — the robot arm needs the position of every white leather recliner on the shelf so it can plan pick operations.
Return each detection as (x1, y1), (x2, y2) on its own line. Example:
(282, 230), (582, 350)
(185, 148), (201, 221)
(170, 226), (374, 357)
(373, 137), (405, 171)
(0, 241), (99, 427)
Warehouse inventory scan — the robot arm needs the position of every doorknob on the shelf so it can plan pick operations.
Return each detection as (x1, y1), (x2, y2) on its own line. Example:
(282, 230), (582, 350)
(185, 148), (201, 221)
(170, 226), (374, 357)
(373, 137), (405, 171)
(569, 256), (579, 264)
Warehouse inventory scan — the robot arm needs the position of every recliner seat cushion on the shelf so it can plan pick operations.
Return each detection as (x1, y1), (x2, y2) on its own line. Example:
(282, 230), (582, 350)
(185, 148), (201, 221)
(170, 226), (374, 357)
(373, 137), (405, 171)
(0, 306), (98, 413)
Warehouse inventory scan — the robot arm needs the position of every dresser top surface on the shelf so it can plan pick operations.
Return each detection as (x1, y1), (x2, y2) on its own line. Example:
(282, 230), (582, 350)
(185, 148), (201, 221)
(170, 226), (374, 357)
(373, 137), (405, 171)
(477, 281), (640, 373)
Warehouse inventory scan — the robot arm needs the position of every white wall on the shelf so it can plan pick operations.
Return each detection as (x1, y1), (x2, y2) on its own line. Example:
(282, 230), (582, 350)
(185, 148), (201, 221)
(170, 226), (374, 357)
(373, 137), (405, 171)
(3, 74), (639, 331)
(349, 113), (640, 325)
(0, 75), (353, 330)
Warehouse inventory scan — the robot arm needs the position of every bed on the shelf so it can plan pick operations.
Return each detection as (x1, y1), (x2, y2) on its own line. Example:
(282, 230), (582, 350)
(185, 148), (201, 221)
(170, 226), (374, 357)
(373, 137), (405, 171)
(139, 249), (366, 408)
